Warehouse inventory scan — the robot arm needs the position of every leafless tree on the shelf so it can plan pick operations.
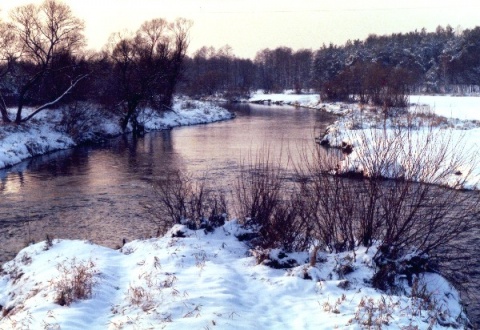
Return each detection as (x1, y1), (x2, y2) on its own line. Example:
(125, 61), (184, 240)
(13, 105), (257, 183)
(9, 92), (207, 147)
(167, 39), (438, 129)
(5, 0), (87, 124)
(0, 21), (19, 122)
(105, 18), (192, 134)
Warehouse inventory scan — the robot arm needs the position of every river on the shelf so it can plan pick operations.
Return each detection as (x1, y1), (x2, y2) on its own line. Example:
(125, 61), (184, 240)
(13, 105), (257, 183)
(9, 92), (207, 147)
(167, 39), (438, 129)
(0, 103), (334, 262)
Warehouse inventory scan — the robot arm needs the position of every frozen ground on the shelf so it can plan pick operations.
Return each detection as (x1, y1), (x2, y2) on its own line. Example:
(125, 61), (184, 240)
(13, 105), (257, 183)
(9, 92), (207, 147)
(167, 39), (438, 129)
(0, 99), (234, 169)
(248, 92), (480, 189)
(0, 221), (467, 329)
(317, 97), (480, 190)
(410, 95), (480, 120)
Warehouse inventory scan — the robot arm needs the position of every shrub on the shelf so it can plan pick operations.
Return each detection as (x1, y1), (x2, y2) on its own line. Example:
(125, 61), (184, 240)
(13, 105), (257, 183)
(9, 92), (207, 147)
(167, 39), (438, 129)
(56, 102), (103, 142)
(234, 149), (312, 252)
(296, 146), (361, 253)
(296, 123), (479, 292)
(151, 171), (228, 234)
(53, 259), (97, 306)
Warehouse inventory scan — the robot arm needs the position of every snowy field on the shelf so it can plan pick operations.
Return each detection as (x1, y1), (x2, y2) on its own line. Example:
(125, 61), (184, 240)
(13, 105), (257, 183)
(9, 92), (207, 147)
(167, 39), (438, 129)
(0, 221), (466, 329)
(410, 95), (480, 120)
(0, 99), (234, 169)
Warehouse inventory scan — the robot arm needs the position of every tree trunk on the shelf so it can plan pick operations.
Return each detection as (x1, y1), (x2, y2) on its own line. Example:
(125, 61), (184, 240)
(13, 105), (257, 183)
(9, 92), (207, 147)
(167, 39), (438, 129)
(0, 96), (11, 123)
(120, 100), (143, 136)
(15, 102), (24, 124)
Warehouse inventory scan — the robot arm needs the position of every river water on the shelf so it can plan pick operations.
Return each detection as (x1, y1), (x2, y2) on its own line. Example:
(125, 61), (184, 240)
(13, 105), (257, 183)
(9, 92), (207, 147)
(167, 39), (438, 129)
(0, 104), (334, 262)
(0, 103), (478, 325)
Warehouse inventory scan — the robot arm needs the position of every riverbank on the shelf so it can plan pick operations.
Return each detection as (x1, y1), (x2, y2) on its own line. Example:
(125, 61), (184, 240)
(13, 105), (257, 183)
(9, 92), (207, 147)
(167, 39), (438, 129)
(0, 99), (234, 169)
(247, 91), (480, 190)
(249, 90), (351, 115)
(319, 97), (480, 190)
(0, 220), (468, 329)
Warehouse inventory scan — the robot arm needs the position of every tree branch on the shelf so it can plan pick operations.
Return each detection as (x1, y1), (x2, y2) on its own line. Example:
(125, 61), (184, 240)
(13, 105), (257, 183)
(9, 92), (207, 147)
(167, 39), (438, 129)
(20, 73), (88, 122)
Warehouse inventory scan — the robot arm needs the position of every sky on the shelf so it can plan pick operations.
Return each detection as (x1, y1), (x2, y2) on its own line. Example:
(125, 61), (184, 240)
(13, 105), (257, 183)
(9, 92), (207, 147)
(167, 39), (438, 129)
(2, 0), (480, 59)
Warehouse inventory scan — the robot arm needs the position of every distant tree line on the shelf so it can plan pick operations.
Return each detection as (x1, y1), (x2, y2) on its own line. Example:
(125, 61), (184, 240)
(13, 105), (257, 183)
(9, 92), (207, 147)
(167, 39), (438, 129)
(180, 46), (314, 98)
(181, 25), (480, 105)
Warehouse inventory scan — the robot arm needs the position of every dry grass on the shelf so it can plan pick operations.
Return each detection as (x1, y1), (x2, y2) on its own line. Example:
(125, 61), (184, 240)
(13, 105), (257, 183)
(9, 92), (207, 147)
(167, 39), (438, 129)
(128, 285), (155, 312)
(53, 258), (97, 306)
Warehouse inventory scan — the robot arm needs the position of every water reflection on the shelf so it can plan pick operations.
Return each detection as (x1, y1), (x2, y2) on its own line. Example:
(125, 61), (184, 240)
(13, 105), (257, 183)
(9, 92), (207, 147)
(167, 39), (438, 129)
(0, 104), (335, 262)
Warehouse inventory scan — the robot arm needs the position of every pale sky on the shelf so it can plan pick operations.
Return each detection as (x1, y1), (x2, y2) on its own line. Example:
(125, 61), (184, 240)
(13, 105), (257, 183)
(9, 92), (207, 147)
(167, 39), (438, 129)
(2, 0), (480, 58)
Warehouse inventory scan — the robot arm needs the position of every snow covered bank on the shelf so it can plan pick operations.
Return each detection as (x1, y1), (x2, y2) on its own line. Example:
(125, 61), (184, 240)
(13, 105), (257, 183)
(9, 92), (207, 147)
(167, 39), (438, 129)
(249, 91), (351, 115)
(0, 221), (467, 329)
(0, 99), (234, 169)
(320, 96), (480, 190)
(250, 91), (320, 106)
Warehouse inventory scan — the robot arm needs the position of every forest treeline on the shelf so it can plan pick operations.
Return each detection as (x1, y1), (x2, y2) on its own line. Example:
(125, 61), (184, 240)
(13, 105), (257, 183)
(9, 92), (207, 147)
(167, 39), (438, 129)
(2, 0), (480, 129)
(182, 25), (480, 105)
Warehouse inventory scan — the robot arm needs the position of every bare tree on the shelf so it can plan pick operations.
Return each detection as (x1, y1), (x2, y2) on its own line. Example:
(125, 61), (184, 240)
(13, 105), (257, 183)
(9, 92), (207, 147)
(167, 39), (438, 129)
(104, 18), (192, 134)
(0, 21), (18, 122)
(6, 0), (87, 124)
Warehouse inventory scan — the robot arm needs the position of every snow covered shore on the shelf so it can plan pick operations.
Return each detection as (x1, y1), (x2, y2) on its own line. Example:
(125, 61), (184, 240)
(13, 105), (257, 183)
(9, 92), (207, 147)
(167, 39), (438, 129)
(318, 97), (480, 190)
(249, 90), (350, 115)
(248, 92), (480, 189)
(0, 221), (467, 329)
(0, 99), (234, 170)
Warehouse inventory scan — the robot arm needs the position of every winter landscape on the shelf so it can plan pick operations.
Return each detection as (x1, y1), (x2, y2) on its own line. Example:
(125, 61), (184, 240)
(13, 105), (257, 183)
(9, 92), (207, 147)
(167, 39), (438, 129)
(1, 0), (480, 329)
(0, 92), (478, 329)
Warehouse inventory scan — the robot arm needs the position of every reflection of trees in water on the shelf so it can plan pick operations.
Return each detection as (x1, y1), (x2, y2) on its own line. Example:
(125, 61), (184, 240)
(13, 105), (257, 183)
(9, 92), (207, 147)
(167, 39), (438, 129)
(0, 171), (25, 194)
(0, 105), (341, 275)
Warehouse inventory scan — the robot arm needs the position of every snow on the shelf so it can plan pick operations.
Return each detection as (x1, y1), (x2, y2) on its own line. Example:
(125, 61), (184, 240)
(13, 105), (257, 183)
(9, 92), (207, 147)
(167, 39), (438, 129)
(245, 91), (480, 189)
(249, 91), (353, 115)
(0, 221), (467, 329)
(0, 122), (75, 170)
(246, 92), (480, 189)
(319, 96), (480, 190)
(0, 99), (234, 170)
(410, 95), (480, 121)
(0, 93), (474, 328)
(250, 90), (321, 106)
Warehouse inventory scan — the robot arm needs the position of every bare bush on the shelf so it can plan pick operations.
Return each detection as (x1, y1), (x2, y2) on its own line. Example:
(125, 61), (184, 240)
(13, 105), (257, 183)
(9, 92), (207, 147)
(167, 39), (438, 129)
(340, 123), (479, 288)
(296, 121), (480, 293)
(53, 259), (97, 306)
(296, 146), (363, 253)
(151, 171), (228, 234)
(235, 149), (312, 252)
(56, 102), (103, 142)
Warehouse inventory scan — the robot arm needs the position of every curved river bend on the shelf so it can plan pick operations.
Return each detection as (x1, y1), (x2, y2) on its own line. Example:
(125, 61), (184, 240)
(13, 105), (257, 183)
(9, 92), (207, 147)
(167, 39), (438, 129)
(0, 104), (335, 261)
(0, 103), (478, 325)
